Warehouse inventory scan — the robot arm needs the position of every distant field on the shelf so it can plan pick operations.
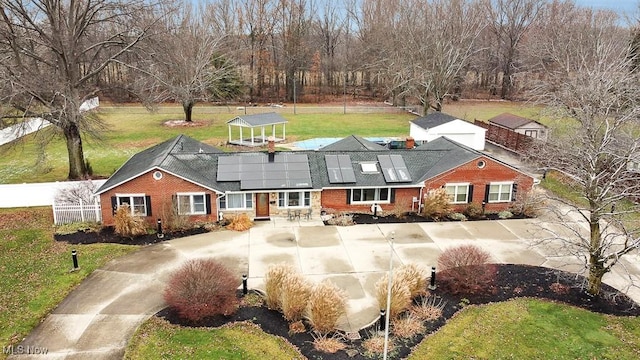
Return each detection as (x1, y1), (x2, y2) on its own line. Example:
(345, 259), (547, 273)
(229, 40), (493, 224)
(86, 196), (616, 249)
(0, 101), (540, 184)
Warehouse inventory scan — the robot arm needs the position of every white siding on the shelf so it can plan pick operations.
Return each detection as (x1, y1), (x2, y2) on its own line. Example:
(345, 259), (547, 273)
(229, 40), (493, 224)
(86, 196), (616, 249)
(413, 119), (486, 150)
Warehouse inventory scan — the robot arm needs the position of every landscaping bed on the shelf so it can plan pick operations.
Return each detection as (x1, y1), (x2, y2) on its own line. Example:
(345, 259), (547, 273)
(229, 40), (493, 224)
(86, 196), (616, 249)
(54, 226), (210, 245)
(155, 264), (640, 360)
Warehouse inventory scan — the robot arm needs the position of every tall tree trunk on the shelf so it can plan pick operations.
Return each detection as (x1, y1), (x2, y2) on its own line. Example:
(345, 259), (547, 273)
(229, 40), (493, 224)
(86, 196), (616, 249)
(587, 217), (605, 296)
(63, 122), (87, 180)
(183, 101), (194, 122)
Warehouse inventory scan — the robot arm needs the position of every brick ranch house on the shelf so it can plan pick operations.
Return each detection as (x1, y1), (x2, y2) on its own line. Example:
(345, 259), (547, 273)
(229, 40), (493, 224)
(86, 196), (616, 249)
(95, 134), (535, 226)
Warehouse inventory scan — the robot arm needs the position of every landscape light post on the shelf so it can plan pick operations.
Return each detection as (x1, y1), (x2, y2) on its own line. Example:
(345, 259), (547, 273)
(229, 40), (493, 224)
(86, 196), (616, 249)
(383, 231), (395, 360)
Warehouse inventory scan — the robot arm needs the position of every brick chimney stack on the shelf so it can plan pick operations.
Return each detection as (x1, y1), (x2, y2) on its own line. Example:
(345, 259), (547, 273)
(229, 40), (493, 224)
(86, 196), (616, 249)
(268, 137), (275, 162)
(406, 137), (415, 149)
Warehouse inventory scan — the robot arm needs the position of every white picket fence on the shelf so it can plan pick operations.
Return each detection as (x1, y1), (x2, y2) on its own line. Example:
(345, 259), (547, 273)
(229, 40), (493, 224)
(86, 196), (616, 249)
(52, 199), (102, 225)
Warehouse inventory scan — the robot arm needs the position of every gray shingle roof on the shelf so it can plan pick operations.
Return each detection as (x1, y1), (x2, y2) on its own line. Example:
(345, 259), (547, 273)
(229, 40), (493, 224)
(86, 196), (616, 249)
(98, 134), (525, 194)
(226, 112), (287, 127)
(95, 135), (223, 194)
(488, 113), (542, 129)
(319, 135), (388, 151)
(410, 112), (460, 130)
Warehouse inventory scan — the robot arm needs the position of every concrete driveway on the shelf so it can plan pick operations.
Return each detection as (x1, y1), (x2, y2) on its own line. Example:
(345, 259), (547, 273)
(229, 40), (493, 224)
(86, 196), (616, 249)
(10, 216), (640, 359)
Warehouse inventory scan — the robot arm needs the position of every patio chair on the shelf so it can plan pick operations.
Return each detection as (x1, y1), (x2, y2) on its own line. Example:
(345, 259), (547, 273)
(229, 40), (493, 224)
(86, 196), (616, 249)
(304, 208), (312, 220)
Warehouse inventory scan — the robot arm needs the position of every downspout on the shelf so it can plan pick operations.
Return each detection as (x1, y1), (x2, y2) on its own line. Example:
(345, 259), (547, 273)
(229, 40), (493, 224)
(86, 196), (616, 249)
(418, 186), (424, 214)
(217, 193), (227, 222)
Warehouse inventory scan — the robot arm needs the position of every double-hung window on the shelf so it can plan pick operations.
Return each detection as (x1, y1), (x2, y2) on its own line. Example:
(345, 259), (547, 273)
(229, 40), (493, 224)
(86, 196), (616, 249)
(351, 188), (390, 204)
(177, 193), (206, 215)
(220, 193), (253, 210)
(278, 191), (311, 208)
(445, 183), (470, 204)
(488, 182), (513, 202)
(116, 194), (147, 216)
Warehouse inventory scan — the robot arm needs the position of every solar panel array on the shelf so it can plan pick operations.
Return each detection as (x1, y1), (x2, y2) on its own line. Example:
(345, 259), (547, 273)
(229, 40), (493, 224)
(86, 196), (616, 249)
(325, 154), (356, 183)
(377, 154), (412, 183)
(217, 154), (312, 189)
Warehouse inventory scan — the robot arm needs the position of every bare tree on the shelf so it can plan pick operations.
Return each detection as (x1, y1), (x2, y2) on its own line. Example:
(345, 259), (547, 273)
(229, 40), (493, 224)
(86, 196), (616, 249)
(133, 1), (240, 122)
(276, 0), (312, 102)
(528, 8), (640, 296)
(312, 0), (346, 94)
(483, 0), (543, 99)
(404, 0), (485, 113)
(0, 0), (162, 179)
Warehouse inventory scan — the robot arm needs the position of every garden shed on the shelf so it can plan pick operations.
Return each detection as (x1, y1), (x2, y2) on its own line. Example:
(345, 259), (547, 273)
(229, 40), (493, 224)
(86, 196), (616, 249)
(226, 112), (288, 146)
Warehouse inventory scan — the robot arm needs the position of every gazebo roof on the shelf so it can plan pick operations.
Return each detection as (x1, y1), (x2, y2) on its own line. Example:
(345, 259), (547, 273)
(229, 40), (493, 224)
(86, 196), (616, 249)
(226, 112), (288, 127)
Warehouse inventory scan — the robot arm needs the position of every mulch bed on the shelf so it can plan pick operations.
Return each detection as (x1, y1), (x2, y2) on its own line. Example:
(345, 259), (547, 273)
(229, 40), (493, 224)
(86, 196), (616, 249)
(344, 212), (527, 225)
(54, 226), (209, 245)
(158, 264), (640, 360)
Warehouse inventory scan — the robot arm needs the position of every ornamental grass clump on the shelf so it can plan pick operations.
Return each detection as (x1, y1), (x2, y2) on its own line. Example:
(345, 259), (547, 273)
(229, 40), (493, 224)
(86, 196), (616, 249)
(114, 205), (147, 237)
(311, 333), (347, 354)
(163, 259), (239, 322)
(391, 313), (425, 339)
(375, 274), (412, 319)
(395, 263), (428, 298)
(306, 280), (348, 334)
(227, 213), (253, 231)
(281, 272), (312, 322)
(264, 263), (295, 310)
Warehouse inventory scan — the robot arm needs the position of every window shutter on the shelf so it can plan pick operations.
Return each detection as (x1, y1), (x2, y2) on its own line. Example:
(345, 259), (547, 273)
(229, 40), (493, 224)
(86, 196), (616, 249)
(145, 195), (152, 216)
(205, 194), (212, 214)
(346, 189), (351, 204)
(111, 196), (117, 215)
(390, 188), (396, 203)
(511, 183), (518, 202)
(484, 184), (490, 203)
(467, 185), (474, 203)
(172, 195), (177, 211)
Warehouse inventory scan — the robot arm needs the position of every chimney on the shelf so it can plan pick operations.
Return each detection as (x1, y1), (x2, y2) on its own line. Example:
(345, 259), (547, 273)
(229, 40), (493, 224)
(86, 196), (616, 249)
(268, 136), (275, 162)
(406, 136), (415, 149)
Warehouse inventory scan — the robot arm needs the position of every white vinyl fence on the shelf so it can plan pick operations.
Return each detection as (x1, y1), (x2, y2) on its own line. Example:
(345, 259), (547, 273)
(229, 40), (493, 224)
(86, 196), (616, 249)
(52, 199), (102, 225)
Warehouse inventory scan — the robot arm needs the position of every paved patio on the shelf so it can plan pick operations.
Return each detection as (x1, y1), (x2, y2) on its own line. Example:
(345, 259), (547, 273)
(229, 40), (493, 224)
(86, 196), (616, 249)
(10, 215), (640, 359)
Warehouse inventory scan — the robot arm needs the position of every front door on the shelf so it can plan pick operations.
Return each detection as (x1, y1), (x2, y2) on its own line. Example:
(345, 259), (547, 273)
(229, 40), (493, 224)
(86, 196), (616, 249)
(255, 193), (270, 219)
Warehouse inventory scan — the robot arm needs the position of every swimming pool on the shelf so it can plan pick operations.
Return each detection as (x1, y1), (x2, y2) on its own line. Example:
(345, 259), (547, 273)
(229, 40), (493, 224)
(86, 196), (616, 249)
(292, 137), (401, 150)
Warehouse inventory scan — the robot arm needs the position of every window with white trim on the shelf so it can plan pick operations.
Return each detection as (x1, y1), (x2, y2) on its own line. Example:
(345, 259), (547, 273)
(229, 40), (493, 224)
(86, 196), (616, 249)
(220, 193), (253, 210)
(445, 183), (469, 204)
(177, 193), (206, 215)
(278, 191), (311, 208)
(488, 182), (513, 202)
(116, 194), (147, 216)
(351, 188), (390, 204)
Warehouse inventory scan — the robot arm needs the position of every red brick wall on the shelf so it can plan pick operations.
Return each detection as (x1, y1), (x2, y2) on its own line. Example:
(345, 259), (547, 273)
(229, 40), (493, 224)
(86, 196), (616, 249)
(320, 187), (421, 213)
(424, 156), (534, 212)
(99, 170), (217, 226)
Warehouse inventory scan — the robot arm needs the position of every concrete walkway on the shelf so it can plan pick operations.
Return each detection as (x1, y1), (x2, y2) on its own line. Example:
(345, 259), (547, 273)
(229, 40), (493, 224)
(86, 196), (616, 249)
(10, 216), (640, 359)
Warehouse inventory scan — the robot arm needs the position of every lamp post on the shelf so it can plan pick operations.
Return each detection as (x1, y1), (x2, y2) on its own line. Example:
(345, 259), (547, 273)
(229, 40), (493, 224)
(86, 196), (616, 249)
(383, 231), (395, 360)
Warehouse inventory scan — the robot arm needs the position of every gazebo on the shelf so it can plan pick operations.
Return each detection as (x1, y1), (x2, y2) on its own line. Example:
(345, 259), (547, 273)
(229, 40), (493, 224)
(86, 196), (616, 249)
(226, 112), (288, 147)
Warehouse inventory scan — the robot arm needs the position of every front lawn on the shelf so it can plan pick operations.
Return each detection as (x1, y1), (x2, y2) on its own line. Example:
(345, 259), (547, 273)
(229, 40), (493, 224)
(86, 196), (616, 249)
(124, 318), (304, 360)
(409, 298), (640, 360)
(0, 207), (138, 357)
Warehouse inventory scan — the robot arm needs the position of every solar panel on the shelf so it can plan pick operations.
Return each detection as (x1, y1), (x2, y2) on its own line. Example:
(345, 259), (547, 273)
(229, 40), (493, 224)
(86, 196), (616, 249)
(377, 154), (412, 183)
(222, 153), (313, 190)
(325, 154), (356, 183)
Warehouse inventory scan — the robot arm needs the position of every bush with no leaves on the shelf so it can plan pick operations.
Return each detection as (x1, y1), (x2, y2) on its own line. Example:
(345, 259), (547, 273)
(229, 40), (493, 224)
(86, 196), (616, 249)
(164, 259), (239, 322)
(464, 202), (484, 219)
(281, 273), (312, 322)
(375, 274), (412, 319)
(114, 205), (147, 237)
(437, 244), (497, 295)
(410, 295), (445, 321)
(306, 280), (348, 334)
(264, 263), (296, 310)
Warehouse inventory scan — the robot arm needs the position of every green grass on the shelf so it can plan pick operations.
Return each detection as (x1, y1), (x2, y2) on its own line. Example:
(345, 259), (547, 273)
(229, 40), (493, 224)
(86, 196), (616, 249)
(0, 101), (552, 184)
(0, 208), (138, 357)
(124, 318), (304, 360)
(409, 298), (640, 360)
